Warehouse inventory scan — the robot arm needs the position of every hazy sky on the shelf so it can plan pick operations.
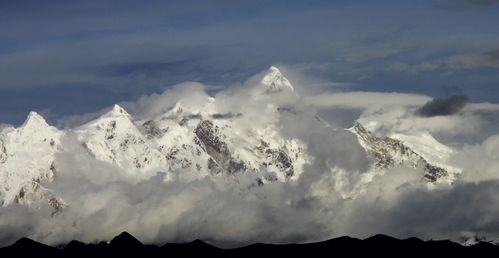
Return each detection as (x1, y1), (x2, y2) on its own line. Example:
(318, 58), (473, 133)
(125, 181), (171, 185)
(1, 0), (499, 124)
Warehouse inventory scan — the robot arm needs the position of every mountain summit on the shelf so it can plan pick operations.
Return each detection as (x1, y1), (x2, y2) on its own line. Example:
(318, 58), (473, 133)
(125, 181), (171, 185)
(105, 104), (131, 118)
(21, 111), (50, 130)
(260, 66), (294, 93)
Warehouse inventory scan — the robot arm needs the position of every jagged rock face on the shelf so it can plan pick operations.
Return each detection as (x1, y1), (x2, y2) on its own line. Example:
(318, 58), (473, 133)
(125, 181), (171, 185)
(194, 121), (230, 163)
(13, 180), (65, 215)
(194, 120), (237, 174)
(163, 144), (200, 170)
(141, 120), (167, 139)
(191, 118), (306, 180)
(0, 139), (6, 164)
(350, 122), (449, 182)
(256, 140), (299, 180)
(145, 109), (210, 174)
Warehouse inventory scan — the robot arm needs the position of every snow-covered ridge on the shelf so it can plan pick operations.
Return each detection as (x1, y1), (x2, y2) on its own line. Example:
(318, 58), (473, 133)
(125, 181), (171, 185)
(0, 66), (459, 213)
(76, 104), (167, 175)
(349, 122), (457, 183)
(390, 132), (461, 177)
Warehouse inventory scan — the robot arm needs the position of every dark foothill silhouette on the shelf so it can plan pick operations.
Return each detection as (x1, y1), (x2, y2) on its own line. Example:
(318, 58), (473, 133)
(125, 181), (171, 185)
(0, 232), (498, 258)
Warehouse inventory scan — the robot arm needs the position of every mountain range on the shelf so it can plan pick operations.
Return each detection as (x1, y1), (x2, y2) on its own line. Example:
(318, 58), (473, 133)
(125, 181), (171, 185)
(0, 66), (461, 214)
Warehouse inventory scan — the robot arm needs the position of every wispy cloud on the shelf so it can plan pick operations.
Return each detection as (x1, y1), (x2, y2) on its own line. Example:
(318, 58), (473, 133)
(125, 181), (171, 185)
(0, 1), (498, 123)
(436, 0), (499, 11)
(387, 47), (499, 74)
(344, 49), (402, 63)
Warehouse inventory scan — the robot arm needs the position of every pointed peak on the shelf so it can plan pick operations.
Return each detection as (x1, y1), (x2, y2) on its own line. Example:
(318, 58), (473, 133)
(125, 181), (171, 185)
(65, 240), (86, 249)
(105, 104), (130, 117)
(112, 104), (128, 115)
(21, 111), (49, 128)
(13, 237), (38, 246)
(260, 66), (294, 93)
(269, 65), (280, 72)
(110, 231), (142, 247)
(79, 104), (133, 130)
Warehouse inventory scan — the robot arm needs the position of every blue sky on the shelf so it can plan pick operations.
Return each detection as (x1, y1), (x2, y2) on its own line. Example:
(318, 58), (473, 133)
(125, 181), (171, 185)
(1, 0), (499, 124)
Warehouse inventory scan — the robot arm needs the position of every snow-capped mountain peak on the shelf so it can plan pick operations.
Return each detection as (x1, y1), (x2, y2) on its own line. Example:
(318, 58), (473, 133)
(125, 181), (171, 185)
(0, 111), (64, 211)
(105, 104), (130, 118)
(76, 104), (166, 176)
(260, 66), (294, 93)
(21, 111), (50, 131)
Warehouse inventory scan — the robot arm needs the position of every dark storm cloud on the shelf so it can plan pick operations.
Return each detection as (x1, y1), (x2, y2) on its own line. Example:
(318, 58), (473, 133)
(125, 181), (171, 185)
(417, 95), (469, 117)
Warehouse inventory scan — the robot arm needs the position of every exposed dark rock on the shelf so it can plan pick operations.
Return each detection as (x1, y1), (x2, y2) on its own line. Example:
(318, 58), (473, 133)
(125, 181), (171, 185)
(194, 120), (234, 174)
(257, 141), (296, 179)
(0, 140), (6, 164)
(141, 120), (166, 139)
(352, 122), (449, 182)
(194, 120), (231, 163)
(48, 197), (65, 216)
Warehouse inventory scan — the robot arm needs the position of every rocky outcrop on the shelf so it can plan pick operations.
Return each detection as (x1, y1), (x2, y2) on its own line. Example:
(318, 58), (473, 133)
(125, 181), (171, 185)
(141, 120), (166, 139)
(257, 140), (295, 179)
(194, 120), (246, 175)
(0, 140), (6, 164)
